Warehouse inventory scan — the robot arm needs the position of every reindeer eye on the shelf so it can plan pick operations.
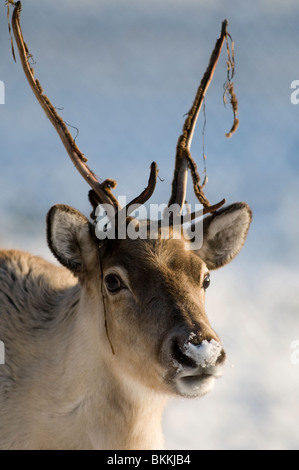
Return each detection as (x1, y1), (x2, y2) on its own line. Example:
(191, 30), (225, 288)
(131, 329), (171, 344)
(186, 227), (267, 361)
(203, 274), (210, 290)
(105, 274), (122, 293)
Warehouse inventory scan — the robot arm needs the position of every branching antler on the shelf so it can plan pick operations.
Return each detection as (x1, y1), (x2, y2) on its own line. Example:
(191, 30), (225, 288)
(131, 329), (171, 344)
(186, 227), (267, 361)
(11, 2), (237, 228)
(11, 1), (159, 214)
(11, 1), (120, 208)
(168, 19), (235, 213)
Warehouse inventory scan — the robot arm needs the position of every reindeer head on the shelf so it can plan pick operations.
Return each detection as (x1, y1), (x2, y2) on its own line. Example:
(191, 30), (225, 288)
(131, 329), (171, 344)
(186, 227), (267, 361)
(46, 199), (251, 398)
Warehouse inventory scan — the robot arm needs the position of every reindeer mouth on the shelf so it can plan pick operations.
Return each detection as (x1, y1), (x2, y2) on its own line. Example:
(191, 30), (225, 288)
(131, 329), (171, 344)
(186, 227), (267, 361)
(162, 338), (226, 397)
(174, 367), (223, 398)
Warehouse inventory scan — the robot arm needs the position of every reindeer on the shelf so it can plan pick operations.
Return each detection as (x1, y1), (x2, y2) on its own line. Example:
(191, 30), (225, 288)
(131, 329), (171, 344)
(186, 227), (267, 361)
(0, 3), (252, 450)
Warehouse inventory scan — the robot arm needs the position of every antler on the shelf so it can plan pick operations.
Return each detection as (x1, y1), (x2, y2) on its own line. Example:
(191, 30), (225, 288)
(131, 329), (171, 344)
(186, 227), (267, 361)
(11, 2), (118, 206)
(11, 1), (159, 212)
(168, 20), (229, 214)
(11, 2), (234, 226)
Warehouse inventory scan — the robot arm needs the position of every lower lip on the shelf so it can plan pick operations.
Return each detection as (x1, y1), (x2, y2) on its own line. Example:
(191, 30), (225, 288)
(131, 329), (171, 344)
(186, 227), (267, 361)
(176, 373), (216, 397)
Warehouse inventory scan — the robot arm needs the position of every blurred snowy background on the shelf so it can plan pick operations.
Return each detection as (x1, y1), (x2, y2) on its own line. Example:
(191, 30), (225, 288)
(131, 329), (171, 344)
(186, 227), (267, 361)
(1, 0), (299, 450)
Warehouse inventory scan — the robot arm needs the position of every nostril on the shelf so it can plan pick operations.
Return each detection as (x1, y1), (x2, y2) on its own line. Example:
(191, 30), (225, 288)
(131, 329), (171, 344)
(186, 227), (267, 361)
(172, 339), (197, 369)
(183, 339), (224, 369)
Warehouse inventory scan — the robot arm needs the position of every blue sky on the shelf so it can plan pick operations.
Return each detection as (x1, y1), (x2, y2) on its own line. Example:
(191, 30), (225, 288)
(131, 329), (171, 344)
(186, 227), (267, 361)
(1, 0), (298, 263)
(1, 0), (299, 449)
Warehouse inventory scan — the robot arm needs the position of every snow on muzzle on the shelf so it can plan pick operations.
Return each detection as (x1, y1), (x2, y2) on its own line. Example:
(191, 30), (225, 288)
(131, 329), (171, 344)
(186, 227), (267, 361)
(162, 333), (226, 398)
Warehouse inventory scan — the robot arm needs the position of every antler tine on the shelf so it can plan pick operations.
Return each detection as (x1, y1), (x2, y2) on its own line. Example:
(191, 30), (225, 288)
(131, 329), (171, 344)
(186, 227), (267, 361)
(159, 197), (226, 230)
(11, 1), (115, 207)
(168, 20), (229, 214)
(125, 162), (158, 216)
(181, 198), (226, 224)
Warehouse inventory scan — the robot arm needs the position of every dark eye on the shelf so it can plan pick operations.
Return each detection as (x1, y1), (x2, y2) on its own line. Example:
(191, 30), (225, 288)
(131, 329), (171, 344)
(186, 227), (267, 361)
(203, 274), (210, 290)
(105, 274), (122, 293)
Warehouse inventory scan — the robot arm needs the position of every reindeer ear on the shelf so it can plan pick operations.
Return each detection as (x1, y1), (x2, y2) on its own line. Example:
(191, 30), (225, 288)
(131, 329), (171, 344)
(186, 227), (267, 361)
(47, 204), (97, 275)
(194, 202), (252, 270)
